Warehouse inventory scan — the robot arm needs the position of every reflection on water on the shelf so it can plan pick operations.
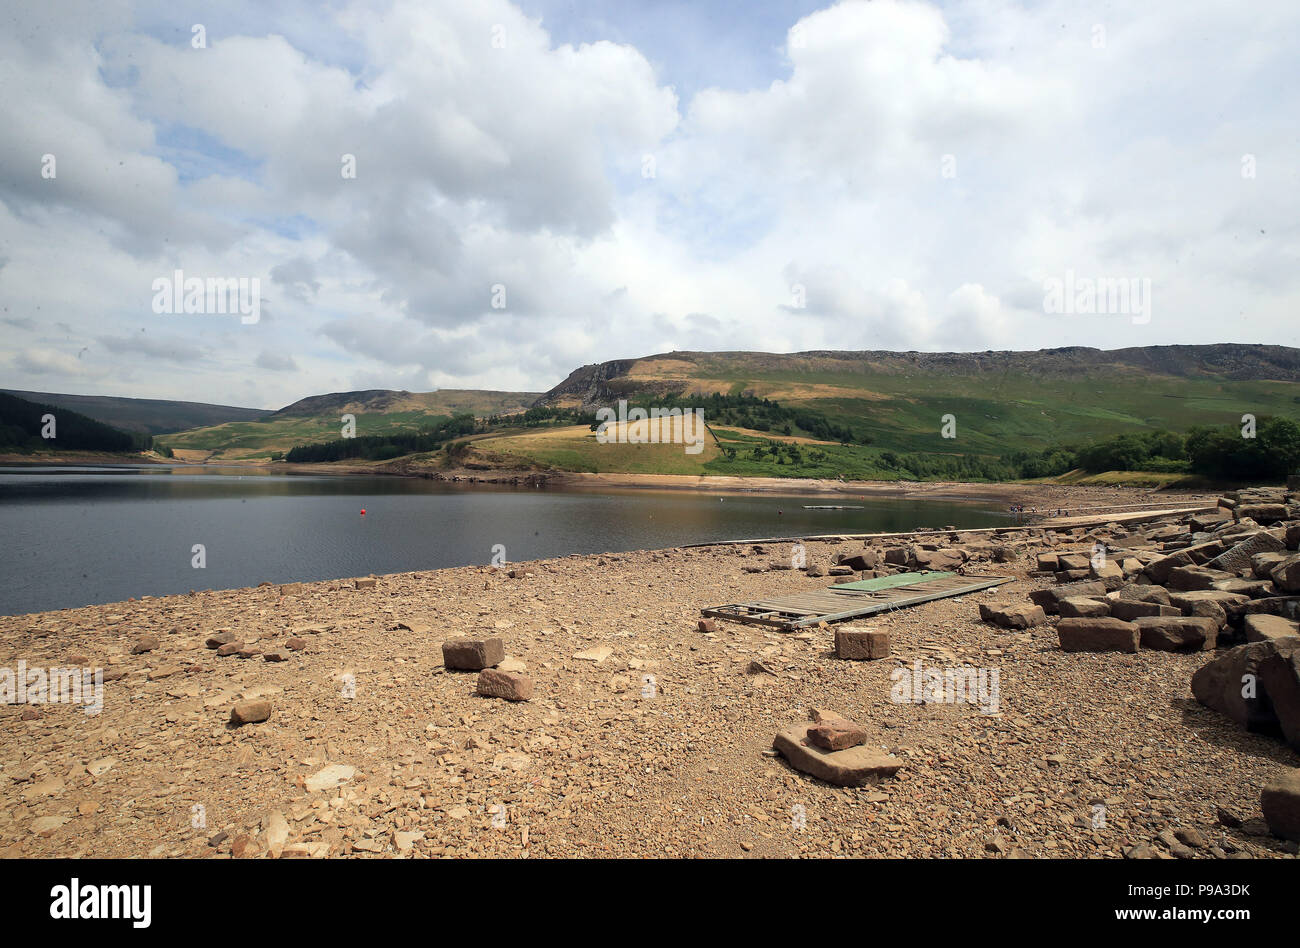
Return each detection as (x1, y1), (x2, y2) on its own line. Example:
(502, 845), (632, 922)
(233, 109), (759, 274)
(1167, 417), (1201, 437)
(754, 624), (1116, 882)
(0, 466), (1010, 616)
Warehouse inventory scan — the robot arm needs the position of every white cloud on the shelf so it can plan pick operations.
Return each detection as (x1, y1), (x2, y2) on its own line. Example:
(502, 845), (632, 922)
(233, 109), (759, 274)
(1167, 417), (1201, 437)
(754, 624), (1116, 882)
(0, 0), (1296, 408)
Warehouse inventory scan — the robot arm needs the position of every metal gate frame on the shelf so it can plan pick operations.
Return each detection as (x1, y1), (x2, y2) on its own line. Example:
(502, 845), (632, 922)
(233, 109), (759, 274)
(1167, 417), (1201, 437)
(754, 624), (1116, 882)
(701, 572), (1013, 631)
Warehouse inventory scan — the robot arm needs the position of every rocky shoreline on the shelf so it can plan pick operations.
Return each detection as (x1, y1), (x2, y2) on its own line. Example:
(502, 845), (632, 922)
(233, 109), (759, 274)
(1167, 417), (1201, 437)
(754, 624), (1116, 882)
(1, 486), (1296, 859)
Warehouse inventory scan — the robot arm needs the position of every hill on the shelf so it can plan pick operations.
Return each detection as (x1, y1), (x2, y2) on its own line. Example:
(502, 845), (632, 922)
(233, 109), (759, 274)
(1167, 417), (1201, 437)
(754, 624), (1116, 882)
(150, 344), (1300, 479)
(0, 391), (154, 454)
(0, 389), (271, 435)
(158, 389), (540, 461)
(535, 345), (1300, 455)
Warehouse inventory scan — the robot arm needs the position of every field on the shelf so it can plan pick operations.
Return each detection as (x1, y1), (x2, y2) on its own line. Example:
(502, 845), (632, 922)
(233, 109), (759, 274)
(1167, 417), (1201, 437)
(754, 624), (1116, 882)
(472, 424), (971, 481)
(482, 424), (722, 475)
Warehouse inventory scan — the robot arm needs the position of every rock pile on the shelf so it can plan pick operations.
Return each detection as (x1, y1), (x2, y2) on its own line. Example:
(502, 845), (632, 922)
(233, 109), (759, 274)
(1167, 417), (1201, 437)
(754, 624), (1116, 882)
(976, 485), (1300, 742)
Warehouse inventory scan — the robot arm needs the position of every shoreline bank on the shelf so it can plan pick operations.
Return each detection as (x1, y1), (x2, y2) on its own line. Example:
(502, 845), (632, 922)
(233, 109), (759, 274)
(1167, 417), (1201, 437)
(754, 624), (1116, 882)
(1, 456), (1227, 511)
(3, 500), (1296, 859)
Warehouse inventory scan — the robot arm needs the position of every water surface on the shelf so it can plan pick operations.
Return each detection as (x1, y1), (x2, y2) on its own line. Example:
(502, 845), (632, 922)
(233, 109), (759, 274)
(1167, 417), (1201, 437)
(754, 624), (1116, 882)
(0, 466), (1011, 615)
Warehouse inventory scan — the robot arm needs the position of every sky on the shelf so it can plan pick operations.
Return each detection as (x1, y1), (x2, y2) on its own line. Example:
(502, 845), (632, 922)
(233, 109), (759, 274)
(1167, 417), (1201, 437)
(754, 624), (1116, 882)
(1, 0), (1297, 409)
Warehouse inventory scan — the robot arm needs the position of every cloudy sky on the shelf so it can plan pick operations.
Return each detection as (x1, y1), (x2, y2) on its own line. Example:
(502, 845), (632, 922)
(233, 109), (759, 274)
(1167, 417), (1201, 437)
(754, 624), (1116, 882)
(2, 0), (1297, 409)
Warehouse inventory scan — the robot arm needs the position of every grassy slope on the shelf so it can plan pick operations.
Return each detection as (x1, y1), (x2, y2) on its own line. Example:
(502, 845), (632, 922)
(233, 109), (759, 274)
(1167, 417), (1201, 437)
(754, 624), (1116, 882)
(476, 424), (920, 479)
(618, 354), (1300, 455)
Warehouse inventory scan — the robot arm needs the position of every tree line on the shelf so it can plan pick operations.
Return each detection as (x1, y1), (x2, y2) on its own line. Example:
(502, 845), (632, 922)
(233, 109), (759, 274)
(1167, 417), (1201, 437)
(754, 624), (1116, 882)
(1002, 416), (1300, 481)
(284, 413), (479, 462)
(0, 392), (154, 454)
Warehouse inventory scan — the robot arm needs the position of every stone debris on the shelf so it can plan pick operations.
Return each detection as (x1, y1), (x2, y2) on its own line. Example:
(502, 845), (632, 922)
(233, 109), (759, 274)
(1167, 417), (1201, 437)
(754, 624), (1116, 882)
(978, 601), (1048, 629)
(230, 699), (272, 725)
(1261, 769), (1300, 842)
(1244, 613), (1300, 643)
(1056, 617), (1140, 653)
(131, 635), (159, 654)
(834, 627), (890, 660)
(572, 645), (613, 663)
(476, 668), (534, 702)
(807, 718), (869, 751)
(442, 637), (505, 671)
(304, 764), (356, 793)
(1134, 616), (1219, 652)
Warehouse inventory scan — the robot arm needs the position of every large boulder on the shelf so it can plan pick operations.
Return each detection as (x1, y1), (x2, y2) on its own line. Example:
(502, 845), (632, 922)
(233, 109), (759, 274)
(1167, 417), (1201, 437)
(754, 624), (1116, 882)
(1244, 613), (1300, 644)
(1116, 584), (1172, 604)
(1261, 769), (1300, 842)
(1058, 596), (1110, 618)
(1237, 503), (1289, 524)
(1144, 541), (1225, 584)
(1056, 553), (1092, 571)
(1210, 577), (1275, 597)
(1205, 531), (1287, 573)
(1167, 565), (1237, 592)
(978, 601), (1047, 629)
(1191, 641), (1280, 734)
(1057, 617), (1140, 654)
(1242, 596), (1300, 621)
(1029, 582), (1107, 615)
(442, 637), (505, 671)
(1089, 560), (1125, 589)
(1109, 598), (1179, 621)
(838, 550), (881, 571)
(1134, 616), (1219, 652)
(1168, 590), (1249, 629)
(1258, 639), (1300, 750)
(911, 547), (966, 570)
(1253, 552), (1291, 579)
(476, 669), (533, 701)
(835, 627), (891, 660)
(1271, 553), (1300, 594)
(1191, 513), (1231, 532)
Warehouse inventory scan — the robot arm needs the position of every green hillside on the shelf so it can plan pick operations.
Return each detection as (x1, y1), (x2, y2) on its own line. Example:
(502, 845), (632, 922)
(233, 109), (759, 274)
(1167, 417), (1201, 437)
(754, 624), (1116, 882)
(539, 347), (1300, 456)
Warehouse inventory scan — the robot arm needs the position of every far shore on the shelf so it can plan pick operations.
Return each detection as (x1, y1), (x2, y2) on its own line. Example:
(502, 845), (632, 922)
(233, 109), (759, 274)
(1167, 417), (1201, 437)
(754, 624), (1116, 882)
(2, 452), (1227, 516)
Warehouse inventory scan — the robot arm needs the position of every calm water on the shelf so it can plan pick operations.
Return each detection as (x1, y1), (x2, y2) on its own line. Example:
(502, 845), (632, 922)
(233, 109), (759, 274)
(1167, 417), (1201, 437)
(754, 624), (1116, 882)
(0, 466), (1011, 616)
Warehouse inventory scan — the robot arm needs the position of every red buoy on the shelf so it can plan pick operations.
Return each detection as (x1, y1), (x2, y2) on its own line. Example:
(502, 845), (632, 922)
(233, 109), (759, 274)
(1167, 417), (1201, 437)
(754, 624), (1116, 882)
(360, 509), (367, 516)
